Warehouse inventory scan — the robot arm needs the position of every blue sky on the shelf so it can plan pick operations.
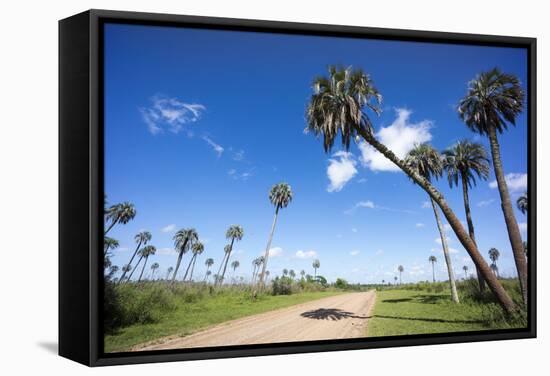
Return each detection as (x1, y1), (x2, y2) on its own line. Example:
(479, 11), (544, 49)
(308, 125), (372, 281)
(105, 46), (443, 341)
(104, 23), (528, 284)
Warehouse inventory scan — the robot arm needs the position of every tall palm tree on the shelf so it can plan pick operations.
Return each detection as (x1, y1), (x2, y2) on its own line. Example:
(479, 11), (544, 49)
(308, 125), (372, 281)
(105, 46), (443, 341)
(231, 260), (240, 280)
(282, 268), (289, 277)
(216, 244), (232, 285)
(289, 270), (296, 279)
(491, 263), (499, 278)
(205, 270), (212, 282)
(458, 68), (527, 305)
(166, 266), (174, 280)
(119, 231), (152, 284)
(517, 192), (528, 214)
(463, 265), (469, 280)
(258, 184), (293, 287)
(398, 265), (404, 285)
(428, 255), (437, 283)
(172, 228), (198, 282)
(252, 257), (264, 282)
(183, 241), (204, 282)
(305, 65), (515, 314)
(104, 237), (119, 257)
(312, 259), (320, 278)
(489, 248), (500, 278)
(443, 140), (490, 292)
(218, 225), (244, 285)
(150, 262), (160, 280)
(406, 144), (459, 303)
(104, 202), (136, 235)
(107, 265), (119, 279)
(137, 245), (156, 282)
(204, 258), (214, 281)
(121, 264), (131, 283)
(300, 270), (306, 279)
(265, 271), (270, 282)
(393, 276), (398, 284)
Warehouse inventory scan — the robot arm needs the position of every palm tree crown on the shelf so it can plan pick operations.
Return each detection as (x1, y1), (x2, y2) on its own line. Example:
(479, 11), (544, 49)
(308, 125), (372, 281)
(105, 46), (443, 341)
(429, 255), (437, 264)
(517, 192), (528, 214)
(140, 245), (156, 258)
(173, 228), (198, 253)
(443, 140), (490, 188)
(205, 258), (214, 267)
(192, 241), (204, 255)
(231, 260), (240, 271)
(226, 225), (244, 241)
(269, 183), (293, 210)
(305, 65), (382, 152)
(312, 259), (320, 270)
(489, 248), (500, 263)
(398, 265), (404, 273)
(135, 231), (152, 245)
(405, 143), (443, 182)
(458, 68), (525, 135)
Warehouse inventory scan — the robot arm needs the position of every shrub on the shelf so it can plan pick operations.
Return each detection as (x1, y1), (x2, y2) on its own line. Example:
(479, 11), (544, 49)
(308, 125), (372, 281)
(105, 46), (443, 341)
(271, 276), (295, 295)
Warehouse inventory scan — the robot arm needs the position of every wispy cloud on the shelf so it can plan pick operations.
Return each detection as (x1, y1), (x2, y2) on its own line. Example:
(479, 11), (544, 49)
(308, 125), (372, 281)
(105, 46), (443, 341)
(228, 168), (253, 181)
(421, 200), (432, 209)
(489, 173), (527, 193)
(350, 250), (360, 256)
(326, 151), (358, 192)
(161, 224), (176, 233)
(232, 149), (245, 161)
(157, 247), (177, 256)
(477, 199), (495, 207)
(345, 200), (415, 215)
(268, 247), (283, 257)
(202, 136), (224, 157)
(359, 108), (432, 172)
(415, 223), (425, 228)
(140, 95), (205, 134)
(351, 227), (358, 233)
(295, 250), (318, 259)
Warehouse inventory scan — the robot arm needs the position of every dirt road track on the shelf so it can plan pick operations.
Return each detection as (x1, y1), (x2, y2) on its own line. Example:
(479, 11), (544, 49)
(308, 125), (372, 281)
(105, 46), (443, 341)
(135, 290), (376, 351)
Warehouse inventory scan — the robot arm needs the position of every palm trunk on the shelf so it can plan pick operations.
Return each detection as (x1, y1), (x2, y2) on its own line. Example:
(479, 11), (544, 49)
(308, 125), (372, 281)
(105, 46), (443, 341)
(104, 219), (117, 235)
(138, 256), (149, 282)
(215, 253), (228, 286)
(430, 197), (460, 303)
(182, 254), (196, 282)
(399, 272), (402, 285)
(220, 238), (235, 285)
(189, 254), (198, 281)
(487, 125), (528, 305)
(171, 239), (188, 283)
(358, 128), (516, 314)
(203, 265), (211, 282)
(461, 176), (486, 292)
(258, 207), (279, 288)
(432, 263), (435, 283)
(118, 240), (143, 284)
(314, 268), (317, 279)
(127, 254), (143, 282)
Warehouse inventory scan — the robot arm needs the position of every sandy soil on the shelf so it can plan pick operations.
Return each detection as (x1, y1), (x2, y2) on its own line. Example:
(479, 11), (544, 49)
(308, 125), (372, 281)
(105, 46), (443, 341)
(134, 290), (376, 351)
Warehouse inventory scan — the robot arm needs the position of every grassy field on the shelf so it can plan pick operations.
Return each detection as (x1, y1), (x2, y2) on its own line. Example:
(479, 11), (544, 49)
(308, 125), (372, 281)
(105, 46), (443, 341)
(368, 280), (526, 337)
(104, 283), (341, 353)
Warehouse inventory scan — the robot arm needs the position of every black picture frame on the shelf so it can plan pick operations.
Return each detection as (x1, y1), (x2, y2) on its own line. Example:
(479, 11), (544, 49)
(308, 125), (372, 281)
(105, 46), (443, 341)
(59, 9), (537, 367)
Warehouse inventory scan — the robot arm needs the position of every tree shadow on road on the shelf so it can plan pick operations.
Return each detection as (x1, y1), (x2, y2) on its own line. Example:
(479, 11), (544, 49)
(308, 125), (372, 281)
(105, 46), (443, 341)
(373, 314), (483, 325)
(300, 308), (369, 321)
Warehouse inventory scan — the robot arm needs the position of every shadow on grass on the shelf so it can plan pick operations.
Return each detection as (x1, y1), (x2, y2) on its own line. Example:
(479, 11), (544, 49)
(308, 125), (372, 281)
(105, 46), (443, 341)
(381, 298), (414, 303)
(373, 314), (483, 325)
(300, 308), (368, 321)
(413, 294), (449, 304)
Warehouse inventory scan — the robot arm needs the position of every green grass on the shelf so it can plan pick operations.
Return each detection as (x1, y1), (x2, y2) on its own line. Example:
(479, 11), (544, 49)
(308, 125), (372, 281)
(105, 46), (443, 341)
(104, 285), (340, 353)
(368, 281), (526, 337)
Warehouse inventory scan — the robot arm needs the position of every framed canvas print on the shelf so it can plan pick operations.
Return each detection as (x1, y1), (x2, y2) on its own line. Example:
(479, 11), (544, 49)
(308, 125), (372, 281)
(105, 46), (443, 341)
(59, 9), (536, 366)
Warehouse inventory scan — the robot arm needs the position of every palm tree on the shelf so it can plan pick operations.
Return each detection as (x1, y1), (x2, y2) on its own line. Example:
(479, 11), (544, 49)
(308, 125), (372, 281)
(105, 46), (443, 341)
(265, 270), (270, 282)
(393, 276), (397, 284)
(150, 262), (160, 280)
(490, 263), (499, 278)
(216, 244), (232, 285)
(406, 144), (459, 303)
(107, 265), (119, 279)
(137, 245), (156, 282)
(289, 270), (296, 279)
(183, 241), (204, 282)
(204, 258), (214, 281)
(258, 184), (293, 287)
(312, 259), (320, 279)
(428, 255), (437, 283)
(205, 270), (212, 282)
(121, 264), (131, 283)
(517, 192), (528, 214)
(489, 248), (500, 278)
(104, 202), (136, 235)
(458, 68), (527, 305)
(119, 231), (152, 283)
(381, 279), (385, 285)
(172, 228), (198, 282)
(305, 65), (516, 314)
(398, 265), (404, 285)
(463, 265), (469, 280)
(282, 268), (289, 277)
(104, 236), (119, 257)
(443, 140), (490, 292)
(166, 266), (174, 280)
(218, 225), (244, 285)
(300, 270), (306, 279)
(231, 260), (240, 280)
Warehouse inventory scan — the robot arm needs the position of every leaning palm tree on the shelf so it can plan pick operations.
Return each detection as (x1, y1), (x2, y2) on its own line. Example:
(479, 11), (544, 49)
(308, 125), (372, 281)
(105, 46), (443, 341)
(137, 245), (156, 282)
(204, 258), (214, 281)
(254, 257), (265, 282)
(120, 264), (131, 283)
(183, 241), (204, 282)
(443, 140), (490, 292)
(489, 248), (500, 277)
(231, 260), (240, 281)
(428, 255), (437, 283)
(103, 237), (119, 257)
(217, 225), (244, 285)
(305, 65), (515, 314)
(216, 244), (232, 285)
(517, 192), (528, 214)
(171, 228), (198, 282)
(104, 202), (136, 235)
(312, 259), (320, 278)
(119, 231), (152, 284)
(150, 262), (160, 280)
(406, 144), (459, 303)
(458, 68), (527, 305)
(300, 270), (306, 280)
(490, 263), (499, 278)
(398, 265), (404, 285)
(258, 184), (293, 288)
(463, 265), (469, 280)
(165, 266), (174, 280)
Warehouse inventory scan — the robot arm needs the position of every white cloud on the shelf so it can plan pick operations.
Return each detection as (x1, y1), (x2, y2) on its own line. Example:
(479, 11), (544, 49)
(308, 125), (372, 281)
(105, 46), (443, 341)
(432, 247), (459, 255)
(227, 169), (236, 176)
(228, 168), (253, 181)
(268, 247), (283, 257)
(140, 96), (205, 134)
(295, 250), (318, 259)
(351, 227), (358, 233)
(350, 250), (360, 256)
(416, 223), (425, 228)
(202, 136), (224, 157)
(232, 149), (245, 161)
(157, 247), (177, 256)
(359, 108), (432, 172)
(357, 178), (367, 184)
(421, 200), (432, 209)
(477, 199), (495, 207)
(161, 224), (176, 233)
(344, 200), (375, 214)
(489, 173), (527, 193)
(327, 151), (358, 192)
(435, 236), (452, 245)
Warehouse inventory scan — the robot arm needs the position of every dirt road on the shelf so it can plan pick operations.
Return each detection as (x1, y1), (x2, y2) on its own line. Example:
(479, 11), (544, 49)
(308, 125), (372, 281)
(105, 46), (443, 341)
(135, 290), (376, 351)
